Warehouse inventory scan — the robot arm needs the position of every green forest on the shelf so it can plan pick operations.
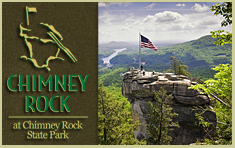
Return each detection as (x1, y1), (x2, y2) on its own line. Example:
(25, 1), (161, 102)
(99, 34), (231, 80)
(98, 2), (232, 145)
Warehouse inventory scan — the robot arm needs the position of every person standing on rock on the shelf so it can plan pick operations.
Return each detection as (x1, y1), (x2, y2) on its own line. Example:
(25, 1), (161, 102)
(141, 65), (143, 71)
(143, 69), (145, 76)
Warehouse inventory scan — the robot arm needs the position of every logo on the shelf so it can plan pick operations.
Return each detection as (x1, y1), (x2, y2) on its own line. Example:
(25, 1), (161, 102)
(19, 6), (77, 71)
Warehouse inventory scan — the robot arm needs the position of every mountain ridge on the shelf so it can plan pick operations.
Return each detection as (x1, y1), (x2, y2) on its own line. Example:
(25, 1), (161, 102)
(99, 35), (231, 80)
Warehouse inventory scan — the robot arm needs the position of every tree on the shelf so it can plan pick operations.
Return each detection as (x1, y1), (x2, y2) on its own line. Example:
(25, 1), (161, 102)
(146, 87), (179, 145)
(98, 68), (126, 87)
(189, 62), (232, 144)
(168, 56), (190, 76)
(191, 3), (232, 143)
(210, 2), (232, 45)
(98, 83), (146, 145)
(189, 62), (232, 104)
(210, 101), (232, 145)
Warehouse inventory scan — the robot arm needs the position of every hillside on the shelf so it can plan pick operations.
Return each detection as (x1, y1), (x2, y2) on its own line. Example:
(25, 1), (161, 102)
(99, 41), (137, 64)
(99, 41), (133, 48)
(99, 35), (231, 80)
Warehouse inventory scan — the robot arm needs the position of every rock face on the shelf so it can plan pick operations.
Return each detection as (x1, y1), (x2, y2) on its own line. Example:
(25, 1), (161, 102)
(122, 69), (216, 145)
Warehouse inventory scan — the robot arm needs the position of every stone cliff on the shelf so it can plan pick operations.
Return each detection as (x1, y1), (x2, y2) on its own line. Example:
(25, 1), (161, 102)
(122, 69), (217, 145)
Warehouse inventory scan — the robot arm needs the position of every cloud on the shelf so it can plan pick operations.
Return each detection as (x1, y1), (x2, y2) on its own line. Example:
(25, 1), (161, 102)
(99, 10), (135, 26)
(155, 11), (182, 23)
(176, 3), (185, 7)
(124, 3), (132, 7)
(129, 20), (141, 28)
(99, 30), (110, 36)
(98, 3), (230, 44)
(191, 3), (209, 12)
(117, 11), (184, 33)
(141, 11), (183, 23)
(169, 24), (183, 30)
(98, 2), (120, 7)
(98, 2), (107, 7)
(142, 15), (154, 22)
(99, 11), (116, 24)
(145, 3), (156, 9)
(98, 2), (132, 8)
(117, 10), (223, 35)
(198, 16), (222, 26)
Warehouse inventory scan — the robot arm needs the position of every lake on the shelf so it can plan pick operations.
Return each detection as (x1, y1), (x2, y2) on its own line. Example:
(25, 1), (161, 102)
(102, 48), (127, 64)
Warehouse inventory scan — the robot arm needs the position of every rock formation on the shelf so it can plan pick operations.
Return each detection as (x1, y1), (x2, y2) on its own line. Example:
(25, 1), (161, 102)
(122, 69), (217, 145)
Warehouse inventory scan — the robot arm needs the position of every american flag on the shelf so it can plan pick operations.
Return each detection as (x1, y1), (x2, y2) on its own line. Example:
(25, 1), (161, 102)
(141, 35), (158, 51)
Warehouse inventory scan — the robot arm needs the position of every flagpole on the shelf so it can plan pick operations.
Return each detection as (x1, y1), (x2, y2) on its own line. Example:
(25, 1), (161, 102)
(139, 33), (141, 69)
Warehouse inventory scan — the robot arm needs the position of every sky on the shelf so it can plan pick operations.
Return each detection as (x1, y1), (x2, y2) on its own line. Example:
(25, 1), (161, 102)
(98, 2), (232, 45)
